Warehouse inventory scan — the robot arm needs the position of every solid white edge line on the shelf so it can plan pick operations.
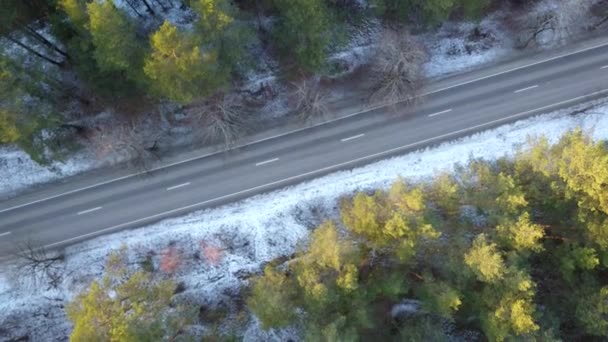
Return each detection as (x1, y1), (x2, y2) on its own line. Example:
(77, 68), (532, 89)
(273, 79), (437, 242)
(4, 40), (608, 215)
(421, 40), (608, 96)
(42, 88), (608, 250)
(77, 206), (103, 216)
(428, 109), (453, 117)
(167, 182), (191, 191)
(255, 158), (279, 166)
(514, 85), (539, 93)
(341, 133), (365, 142)
(0, 231), (11, 237)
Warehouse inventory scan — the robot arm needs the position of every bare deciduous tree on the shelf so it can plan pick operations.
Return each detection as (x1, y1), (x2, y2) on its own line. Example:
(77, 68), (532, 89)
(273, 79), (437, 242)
(186, 93), (249, 148)
(290, 78), (328, 123)
(89, 117), (163, 171)
(369, 29), (427, 108)
(15, 240), (64, 290)
(517, 0), (595, 48)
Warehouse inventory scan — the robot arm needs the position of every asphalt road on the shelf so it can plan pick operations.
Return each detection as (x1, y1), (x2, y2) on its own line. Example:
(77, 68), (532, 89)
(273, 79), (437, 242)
(1, 39), (608, 257)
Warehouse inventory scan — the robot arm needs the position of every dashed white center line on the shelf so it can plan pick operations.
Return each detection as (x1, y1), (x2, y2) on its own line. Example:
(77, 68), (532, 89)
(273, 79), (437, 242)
(514, 85), (539, 93)
(0, 231), (11, 238)
(428, 109), (452, 117)
(77, 207), (103, 216)
(256, 158), (279, 166)
(602, 65), (608, 69)
(340, 133), (365, 142)
(167, 182), (191, 191)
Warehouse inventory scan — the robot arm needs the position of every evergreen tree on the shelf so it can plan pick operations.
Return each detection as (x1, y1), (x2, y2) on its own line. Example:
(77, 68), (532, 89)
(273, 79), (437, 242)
(144, 21), (224, 103)
(67, 249), (190, 341)
(87, 0), (145, 82)
(272, 0), (332, 72)
(464, 234), (505, 283)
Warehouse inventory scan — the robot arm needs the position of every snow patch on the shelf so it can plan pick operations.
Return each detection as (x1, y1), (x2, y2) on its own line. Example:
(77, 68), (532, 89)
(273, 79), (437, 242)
(0, 147), (95, 200)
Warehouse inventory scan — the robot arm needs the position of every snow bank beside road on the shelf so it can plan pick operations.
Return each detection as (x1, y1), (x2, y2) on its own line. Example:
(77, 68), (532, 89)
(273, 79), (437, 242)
(0, 147), (95, 201)
(1, 99), (607, 340)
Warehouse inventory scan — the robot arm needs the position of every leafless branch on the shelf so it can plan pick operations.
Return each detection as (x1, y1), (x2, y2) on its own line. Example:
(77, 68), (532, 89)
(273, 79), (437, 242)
(290, 78), (329, 123)
(89, 117), (163, 172)
(516, 0), (595, 48)
(186, 93), (249, 148)
(368, 29), (426, 108)
(15, 239), (64, 290)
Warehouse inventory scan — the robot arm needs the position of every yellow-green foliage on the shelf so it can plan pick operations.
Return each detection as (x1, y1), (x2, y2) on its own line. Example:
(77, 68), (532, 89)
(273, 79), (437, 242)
(248, 265), (297, 330)
(144, 21), (221, 104)
(247, 131), (608, 340)
(87, 0), (142, 75)
(67, 249), (176, 342)
(58, 0), (88, 30)
(496, 212), (545, 253)
(0, 110), (20, 144)
(465, 234), (505, 283)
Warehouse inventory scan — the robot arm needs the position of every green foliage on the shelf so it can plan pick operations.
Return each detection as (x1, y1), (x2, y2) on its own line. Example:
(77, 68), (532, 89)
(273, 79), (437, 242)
(191, 0), (252, 75)
(66, 248), (190, 342)
(144, 21), (225, 104)
(464, 234), (505, 283)
(417, 280), (462, 319)
(496, 212), (545, 253)
(371, 0), (489, 23)
(0, 109), (19, 144)
(461, 0), (491, 19)
(245, 131), (608, 340)
(340, 181), (439, 260)
(272, 0), (332, 72)
(58, 0), (88, 31)
(248, 265), (297, 329)
(576, 286), (608, 336)
(87, 0), (145, 81)
(558, 245), (599, 282)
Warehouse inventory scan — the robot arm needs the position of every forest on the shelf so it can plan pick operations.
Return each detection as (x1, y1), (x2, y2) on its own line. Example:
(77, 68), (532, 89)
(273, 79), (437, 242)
(66, 130), (608, 340)
(2, 0), (604, 167)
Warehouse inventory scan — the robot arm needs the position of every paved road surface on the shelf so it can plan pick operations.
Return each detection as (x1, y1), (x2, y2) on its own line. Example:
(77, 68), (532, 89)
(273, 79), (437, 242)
(1, 39), (608, 257)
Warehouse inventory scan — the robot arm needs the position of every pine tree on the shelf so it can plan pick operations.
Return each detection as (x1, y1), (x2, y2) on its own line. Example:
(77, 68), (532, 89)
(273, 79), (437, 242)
(191, 0), (251, 82)
(496, 212), (545, 253)
(464, 234), (505, 283)
(144, 21), (224, 103)
(66, 249), (187, 341)
(87, 0), (145, 80)
(0, 109), (19, 144)
(272, 0), (332, 72)
(248, 265), (297, 329)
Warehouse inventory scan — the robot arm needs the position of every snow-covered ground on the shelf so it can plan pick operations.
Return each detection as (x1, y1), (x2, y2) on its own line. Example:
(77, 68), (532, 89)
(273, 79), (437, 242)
(0, 148), (95, 201)
(1, 98), (607, 341)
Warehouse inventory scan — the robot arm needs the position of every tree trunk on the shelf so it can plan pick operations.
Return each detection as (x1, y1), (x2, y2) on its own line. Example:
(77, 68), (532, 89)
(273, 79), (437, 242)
(125, 0), (146, 18)
(255, 0), (265, 35)
(22, 25), (69, 59)
(5, 35), (63, 67)
(153, 0), (169, 11)
(141, 0), (157, 16)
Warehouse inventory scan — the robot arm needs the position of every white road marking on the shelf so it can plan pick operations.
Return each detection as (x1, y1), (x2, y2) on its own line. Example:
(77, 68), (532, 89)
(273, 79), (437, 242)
(341, 134), (365, 142)
(422, 40), (608, 96)
(256, 158), (279, 166)
(0, 232), (11, 238)
(602, 65), (608, 69)
(514, 85), (539, 93)
(43, 88), (608, 251)
(167, 182), (191, 191)
(428, 109), (453, 117)
(4, 40), (608, 215)
(77, 207), (102, 216)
